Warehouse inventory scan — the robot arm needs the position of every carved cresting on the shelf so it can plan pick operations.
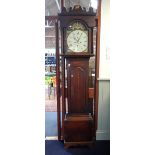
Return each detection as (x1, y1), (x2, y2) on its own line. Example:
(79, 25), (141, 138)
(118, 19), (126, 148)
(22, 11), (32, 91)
(60, 5), (95, 16)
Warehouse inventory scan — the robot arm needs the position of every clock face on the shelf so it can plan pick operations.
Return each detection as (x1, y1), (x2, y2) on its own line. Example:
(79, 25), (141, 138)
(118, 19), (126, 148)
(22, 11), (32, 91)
(67, 30), (88, 52)
(66, 21), (88, 53)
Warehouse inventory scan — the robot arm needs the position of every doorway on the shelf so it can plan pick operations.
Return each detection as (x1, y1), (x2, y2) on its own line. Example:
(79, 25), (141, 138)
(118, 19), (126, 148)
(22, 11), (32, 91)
(45, 16), (58, 139)
(45, 0), (100, 140)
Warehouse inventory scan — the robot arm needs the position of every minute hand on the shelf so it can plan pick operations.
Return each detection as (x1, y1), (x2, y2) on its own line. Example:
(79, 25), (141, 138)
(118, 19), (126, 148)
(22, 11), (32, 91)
(77, 33), (82, 43)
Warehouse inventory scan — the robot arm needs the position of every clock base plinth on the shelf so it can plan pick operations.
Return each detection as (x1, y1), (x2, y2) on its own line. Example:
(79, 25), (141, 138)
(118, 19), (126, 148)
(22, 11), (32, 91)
(64, 141), (94, 149)
(64, 114), (94, 148)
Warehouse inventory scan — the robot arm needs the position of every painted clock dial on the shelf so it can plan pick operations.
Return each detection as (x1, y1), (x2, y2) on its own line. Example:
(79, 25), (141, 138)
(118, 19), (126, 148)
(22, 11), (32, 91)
(66, 22), (88, 53)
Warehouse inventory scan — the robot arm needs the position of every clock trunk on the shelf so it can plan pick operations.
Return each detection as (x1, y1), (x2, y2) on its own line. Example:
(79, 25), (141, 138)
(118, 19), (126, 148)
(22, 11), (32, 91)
(66, 58), (89, 114)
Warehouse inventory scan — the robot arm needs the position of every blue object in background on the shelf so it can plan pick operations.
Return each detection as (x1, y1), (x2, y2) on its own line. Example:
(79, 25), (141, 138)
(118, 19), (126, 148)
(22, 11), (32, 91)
(45, 56), (56, 65)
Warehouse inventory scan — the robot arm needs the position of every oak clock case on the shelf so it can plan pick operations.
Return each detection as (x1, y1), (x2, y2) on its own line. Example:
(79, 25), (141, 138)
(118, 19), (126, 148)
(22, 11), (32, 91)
(57, 5), (97, 148)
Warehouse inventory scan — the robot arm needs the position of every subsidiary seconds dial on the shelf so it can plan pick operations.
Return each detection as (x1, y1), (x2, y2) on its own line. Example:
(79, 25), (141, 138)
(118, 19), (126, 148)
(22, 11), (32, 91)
(67, 30), (88, 53)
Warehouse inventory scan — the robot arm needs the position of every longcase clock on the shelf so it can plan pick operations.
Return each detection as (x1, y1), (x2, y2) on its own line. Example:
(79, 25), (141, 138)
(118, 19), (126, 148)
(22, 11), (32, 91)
(56, 5), (97, 148)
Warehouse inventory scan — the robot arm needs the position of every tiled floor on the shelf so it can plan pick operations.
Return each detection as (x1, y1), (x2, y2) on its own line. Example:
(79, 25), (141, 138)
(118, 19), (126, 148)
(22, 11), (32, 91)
(45, 86), (57, 112)
(45, 99), (57, 112)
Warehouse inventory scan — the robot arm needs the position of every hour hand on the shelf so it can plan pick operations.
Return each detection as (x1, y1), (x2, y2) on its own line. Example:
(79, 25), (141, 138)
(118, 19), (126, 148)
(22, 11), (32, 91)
(73, 37), (77, 42)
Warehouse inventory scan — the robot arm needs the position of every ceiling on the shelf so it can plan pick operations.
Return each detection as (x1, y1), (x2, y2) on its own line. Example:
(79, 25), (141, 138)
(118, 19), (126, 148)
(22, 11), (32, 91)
(45, 0), (97, 16)
(45, 0), (60, 16)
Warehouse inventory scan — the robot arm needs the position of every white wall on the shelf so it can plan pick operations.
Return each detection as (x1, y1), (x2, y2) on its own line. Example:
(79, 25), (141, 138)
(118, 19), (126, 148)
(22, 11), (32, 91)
(99, 0), (110, 79)
(96, 0), (110, 140)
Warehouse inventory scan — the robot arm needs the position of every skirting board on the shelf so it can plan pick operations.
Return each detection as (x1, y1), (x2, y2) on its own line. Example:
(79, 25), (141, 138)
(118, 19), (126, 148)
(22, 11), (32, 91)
(45, 136), (58, 140)
(97, 78), (110, 81)
(96, 130), (110, 140)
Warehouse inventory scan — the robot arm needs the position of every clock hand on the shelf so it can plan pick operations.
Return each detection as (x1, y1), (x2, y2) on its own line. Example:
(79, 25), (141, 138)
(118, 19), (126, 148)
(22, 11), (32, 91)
(73, 36), (77, 42)
(77, 32), (82, 43)
(73, 33), (78, 42)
